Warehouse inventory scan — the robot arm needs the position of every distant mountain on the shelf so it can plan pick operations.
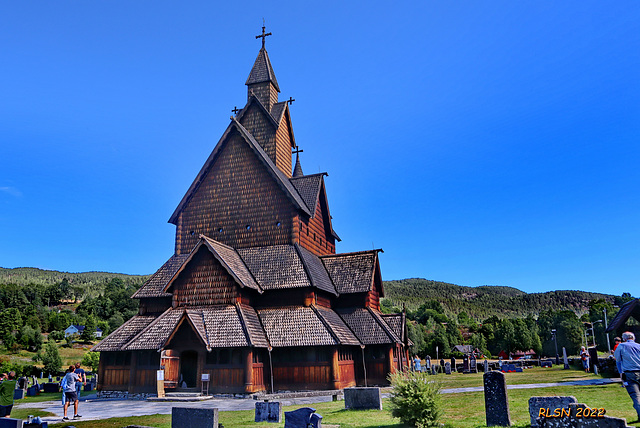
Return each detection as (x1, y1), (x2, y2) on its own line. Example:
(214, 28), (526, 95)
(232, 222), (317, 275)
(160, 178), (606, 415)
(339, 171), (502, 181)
(382, 278), (617, 320)
(0, 267), (148, 288)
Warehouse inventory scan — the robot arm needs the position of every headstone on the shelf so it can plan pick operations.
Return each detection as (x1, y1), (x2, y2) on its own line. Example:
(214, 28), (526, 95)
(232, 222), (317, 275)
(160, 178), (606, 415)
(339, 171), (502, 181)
(171, 407), (218, 428)
(0, 418), (24, 428)
(425, 356), (431, 369)
(310, 413), (323, 428)
(344, 387), (382, 410)
(444, 362), (452, 375)
(540, 360), (553, 368)
(431, 365), (437, 375)
(13, 389), (25, 400)
(284, 407), (316, 428)
(470, 357), (478, 373)
(588, 347), (599, 371)
(450, 357), (456, 372)
(440, 358), (445, 369)
(463, 355), (470, 372)
(484, 360), (489, 373)
(26, 386), (38, 396)
(537, 402), (630, 428)
(528, 396), (577, 427)
(484, 371), (511, 427)
(255, 401), (282, 423)
(42, 383), (59, 393)
(562, 347), (569, 370)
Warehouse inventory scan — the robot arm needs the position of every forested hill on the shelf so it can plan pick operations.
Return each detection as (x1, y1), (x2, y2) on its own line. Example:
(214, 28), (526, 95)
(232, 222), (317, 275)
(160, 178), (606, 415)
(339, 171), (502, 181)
(382, 278), (618, 319)
(0, 267), (149, 286)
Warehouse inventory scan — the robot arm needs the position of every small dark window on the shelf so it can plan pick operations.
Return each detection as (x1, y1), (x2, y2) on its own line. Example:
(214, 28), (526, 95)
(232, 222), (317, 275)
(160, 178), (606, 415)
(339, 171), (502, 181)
(206, 350), (218, 365)
(246, 225), (251, 231)
(276, 222), (281, 227)
(217, 228), (223, 233)
(313, 233), (316, 241)
(231, 349), (242, 365)
(189, 231), (195, 236)
(219, 349), (230, 364)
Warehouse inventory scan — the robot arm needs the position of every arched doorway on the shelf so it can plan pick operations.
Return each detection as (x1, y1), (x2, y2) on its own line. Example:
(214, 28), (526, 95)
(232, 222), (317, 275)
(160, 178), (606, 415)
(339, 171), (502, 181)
(180, 350), (198, 388)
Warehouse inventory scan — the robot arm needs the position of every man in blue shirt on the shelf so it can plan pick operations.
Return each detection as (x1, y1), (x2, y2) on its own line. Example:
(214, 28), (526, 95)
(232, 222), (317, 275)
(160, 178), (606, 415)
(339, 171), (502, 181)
(614, 331), (640, 422)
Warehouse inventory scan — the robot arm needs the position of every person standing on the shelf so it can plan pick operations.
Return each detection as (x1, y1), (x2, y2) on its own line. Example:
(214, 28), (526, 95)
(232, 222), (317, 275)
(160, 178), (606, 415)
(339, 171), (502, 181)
(580, 346), (590, 373)
(0, 371), (17, 418)
(413, 355), (422, 372)
(74, 363), (86, 398)
(62, 365), (82, 421)
(614, 337), (622, 353)
(614, 331), (640, 422)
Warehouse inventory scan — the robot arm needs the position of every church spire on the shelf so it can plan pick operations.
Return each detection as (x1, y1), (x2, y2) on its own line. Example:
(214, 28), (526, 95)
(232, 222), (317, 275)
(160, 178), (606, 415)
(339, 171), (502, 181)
(292, 146), (304, 177)
(246, 25), (280, 110)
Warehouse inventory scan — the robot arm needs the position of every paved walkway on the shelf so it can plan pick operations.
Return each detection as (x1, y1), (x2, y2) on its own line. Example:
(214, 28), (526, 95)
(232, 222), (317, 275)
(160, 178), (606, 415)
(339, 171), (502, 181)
(17, 377), (621, 425)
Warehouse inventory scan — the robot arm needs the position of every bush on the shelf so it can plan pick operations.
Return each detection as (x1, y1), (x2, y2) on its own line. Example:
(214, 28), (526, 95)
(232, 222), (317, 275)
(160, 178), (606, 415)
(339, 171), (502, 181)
(388, 370), (442, 428)
(49, 330), (64, 342)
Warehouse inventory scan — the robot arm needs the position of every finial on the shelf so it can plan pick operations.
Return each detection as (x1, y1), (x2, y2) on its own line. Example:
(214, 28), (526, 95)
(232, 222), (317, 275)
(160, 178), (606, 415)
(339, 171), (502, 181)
(287, 96), (295, 106)
(232, 106), (240, 115)
(255, 22), (272, 49)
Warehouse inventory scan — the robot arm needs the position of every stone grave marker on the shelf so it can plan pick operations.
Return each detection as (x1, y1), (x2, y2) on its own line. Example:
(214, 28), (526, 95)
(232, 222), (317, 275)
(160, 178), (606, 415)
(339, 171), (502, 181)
(444, 362), (452, 375)
(463, 355), (470, 373)
(310, 413), (322, 428)
(42, 383), (58, 393)
(537, 402), (630, 428)
(0, 418), (24, 428)
(13, 389), (24, 400)
(440, 358), (445, 369)
(528, 396), (577, 427)
(172, 407), (218, 428)
(450, 357), (456, 372)
(540, 360), (553, 368)
(470, 356), (478, 373)
(484, 359), (489, 373)
(344, 387), (382, 410)
(484, 371), (511, 427)
(562, 347), (569, 369)
(284, 407), (316, 428)
(425, 356), (431, 370)
(255, 401), (282, 423)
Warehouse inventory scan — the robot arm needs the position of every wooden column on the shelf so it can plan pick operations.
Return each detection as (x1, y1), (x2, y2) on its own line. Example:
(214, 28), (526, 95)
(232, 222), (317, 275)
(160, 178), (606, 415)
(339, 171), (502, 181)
(244, 348), (254, 393)
(330, 347), (340, 390)
(387, 346), (396, 376)
(97, 353), (105, 391)
(128, 352), (137, 393)
(197, 351), (205, 390)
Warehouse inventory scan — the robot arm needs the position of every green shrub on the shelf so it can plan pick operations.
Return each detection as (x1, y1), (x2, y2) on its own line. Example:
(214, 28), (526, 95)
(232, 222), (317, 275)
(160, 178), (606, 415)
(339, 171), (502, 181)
(388, 370), (442, 428)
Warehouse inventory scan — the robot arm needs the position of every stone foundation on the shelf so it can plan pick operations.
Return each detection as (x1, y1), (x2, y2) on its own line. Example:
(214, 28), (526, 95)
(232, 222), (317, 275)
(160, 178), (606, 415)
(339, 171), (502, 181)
(97, 391), (157, 400)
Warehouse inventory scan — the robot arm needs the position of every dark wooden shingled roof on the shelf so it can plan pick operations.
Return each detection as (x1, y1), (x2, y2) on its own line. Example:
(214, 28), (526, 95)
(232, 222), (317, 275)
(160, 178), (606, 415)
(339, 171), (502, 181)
(313, 305), (360, 346)
(295, 244), (338, 296)
(169, 118), (310, 225)
(321, 250), (380, 294)
(258, 306), (361, 347)
(124, 308), (184, 350)
(245, 47), (280, 92)
(290, 173), (325, 216)
(381, 313), (405, 343)
(92, 315), (156, 352)
(238, 244), (311, 291)
(606, 298), (640, 332)
(132, 254), (189, 299)
(237, 303), (270, 348)
(335, 307), (401, 345)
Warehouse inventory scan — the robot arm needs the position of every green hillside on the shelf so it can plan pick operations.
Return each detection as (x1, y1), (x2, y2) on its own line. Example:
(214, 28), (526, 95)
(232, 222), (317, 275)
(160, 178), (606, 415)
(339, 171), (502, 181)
(382, 278), (617, 319)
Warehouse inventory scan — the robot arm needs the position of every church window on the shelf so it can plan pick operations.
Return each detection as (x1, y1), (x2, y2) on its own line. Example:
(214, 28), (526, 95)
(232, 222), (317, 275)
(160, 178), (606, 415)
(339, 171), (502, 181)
(246, 225), (251, 231)
(313, 233), (316, 241)
(217, 228), (223, 233)
(276, 222), (281, 227)
(189, 230), (195, 236)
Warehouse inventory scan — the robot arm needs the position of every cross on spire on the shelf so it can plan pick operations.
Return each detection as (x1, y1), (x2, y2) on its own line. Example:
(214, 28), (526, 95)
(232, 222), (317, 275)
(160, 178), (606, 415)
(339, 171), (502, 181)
(292, 146), (303, 155)
(232, 106), (240, 115)
(287, 97), (295, 105)
(255, 24), (272, 49)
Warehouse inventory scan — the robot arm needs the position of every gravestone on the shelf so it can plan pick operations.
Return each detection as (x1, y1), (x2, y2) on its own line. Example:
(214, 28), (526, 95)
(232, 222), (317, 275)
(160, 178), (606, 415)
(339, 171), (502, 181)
(537, 402), (630, 428)
(470, 357), (478, 373)
(171, 407), (218, 428)
(484, 371), (510, 427)
(284, 407), (316, 428)
(528, 396), (577, 427)
(26, 385), (38, 396)
(310, 413), (322, 428)
(562, 347), (569, 369)
(0, 418), (24, 428)
(444, 362), (452, 375)
(431, 365), (437, 375)
(540, 360), (553, 368)
(440, 358), (445, 369)
(42, 383), (59, 393)
(484, 359), (489, 373)
(462, 355), (470, 372)
(13, 389), (24, 400)
(450, 357), (456, 372)
(344, 387), (382, 410)
(255, 401), (282, 423)
(425, 356), (431, 369)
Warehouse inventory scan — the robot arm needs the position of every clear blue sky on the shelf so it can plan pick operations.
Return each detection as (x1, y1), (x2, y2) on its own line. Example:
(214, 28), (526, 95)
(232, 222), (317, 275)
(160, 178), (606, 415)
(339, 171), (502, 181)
(1, 2), (639, 296)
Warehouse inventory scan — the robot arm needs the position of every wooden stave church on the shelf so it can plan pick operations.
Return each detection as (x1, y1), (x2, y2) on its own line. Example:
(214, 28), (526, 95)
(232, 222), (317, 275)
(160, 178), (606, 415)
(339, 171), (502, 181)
(93, 31), (409, 395)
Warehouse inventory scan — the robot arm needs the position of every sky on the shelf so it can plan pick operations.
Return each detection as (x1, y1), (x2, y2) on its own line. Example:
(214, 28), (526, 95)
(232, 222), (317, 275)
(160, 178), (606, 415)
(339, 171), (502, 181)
(1, 2), (639, 296)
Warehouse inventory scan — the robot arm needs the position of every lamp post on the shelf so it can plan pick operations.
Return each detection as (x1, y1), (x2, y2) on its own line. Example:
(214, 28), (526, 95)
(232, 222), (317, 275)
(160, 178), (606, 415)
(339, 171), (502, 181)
(592, 320), (603, 349)
(551, 329), (559, 365)
(603, 308), (611, 354)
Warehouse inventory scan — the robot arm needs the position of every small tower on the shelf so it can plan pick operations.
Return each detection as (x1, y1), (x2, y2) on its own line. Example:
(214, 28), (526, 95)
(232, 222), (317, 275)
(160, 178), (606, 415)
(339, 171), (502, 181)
(246, 26), (280, 111)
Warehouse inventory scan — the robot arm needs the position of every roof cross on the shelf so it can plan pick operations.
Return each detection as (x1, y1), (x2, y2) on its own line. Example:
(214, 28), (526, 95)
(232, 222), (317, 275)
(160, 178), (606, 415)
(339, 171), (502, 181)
(255, 25), (272, 49)
(232, 106), (240, 115)
(287, 96), (295, 105)
(292, 146), (303, 155)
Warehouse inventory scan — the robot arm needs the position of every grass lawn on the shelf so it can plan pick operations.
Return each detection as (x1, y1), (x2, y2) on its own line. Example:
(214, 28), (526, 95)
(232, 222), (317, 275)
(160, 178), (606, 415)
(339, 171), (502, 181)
(1, 341), (96, 369)
(52, 381), (640, 428)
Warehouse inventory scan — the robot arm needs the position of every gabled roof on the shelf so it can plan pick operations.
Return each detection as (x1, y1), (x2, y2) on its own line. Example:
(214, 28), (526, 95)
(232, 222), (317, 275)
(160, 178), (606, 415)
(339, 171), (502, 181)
(238, 244), (312, 291)
(169, 118), (310, 225)
(246, 48), (280, 92)
(124, 308), (184, 350)
(290, 173), (325, 215)
(132, 254), (189, 298)
(606, 298), (640, 332)
(321, 250), (382, 294)
(335, 307), (401, 345)
(257, 306), (359, 347)
(162, 235), (261, 294)
(381, 313), (406, 343)
(295, 244), (337, 296)
(236, 93), (279, 129)
(92, 315), (156, 352)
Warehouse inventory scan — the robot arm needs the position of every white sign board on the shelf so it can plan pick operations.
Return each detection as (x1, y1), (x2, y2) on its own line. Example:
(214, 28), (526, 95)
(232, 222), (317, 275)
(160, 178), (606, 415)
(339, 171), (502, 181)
(201, 373), (210, 381)
(157, 370), (164, 381)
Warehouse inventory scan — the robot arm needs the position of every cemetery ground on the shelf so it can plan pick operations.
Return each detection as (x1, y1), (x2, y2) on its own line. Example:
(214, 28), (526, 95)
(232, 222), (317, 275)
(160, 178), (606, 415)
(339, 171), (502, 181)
(13, 366), (639, 427)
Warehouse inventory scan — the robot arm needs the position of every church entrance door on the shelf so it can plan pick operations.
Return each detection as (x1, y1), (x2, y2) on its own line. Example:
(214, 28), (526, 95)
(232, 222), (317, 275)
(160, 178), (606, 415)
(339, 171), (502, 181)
(180, 350), (198, 388)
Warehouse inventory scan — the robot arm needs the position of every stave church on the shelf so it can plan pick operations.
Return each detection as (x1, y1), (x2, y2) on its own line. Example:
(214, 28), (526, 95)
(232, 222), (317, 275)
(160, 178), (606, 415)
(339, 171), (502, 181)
(93, 28), (409, 395)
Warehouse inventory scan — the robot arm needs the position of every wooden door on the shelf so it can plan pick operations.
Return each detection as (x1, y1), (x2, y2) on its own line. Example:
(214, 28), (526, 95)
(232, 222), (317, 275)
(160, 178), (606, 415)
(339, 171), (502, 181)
(161, 349), (179, 389)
